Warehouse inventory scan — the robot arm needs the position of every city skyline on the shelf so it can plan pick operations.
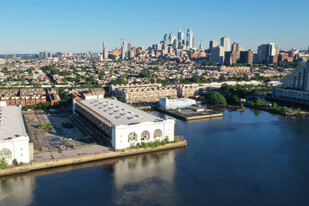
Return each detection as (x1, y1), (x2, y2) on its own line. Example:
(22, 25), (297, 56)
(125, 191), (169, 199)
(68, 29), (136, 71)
(1, 0), (309, 54)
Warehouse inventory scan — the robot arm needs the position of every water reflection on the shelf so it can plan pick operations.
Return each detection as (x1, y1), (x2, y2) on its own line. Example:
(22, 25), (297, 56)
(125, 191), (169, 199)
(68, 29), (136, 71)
(0, 176), (35, 206)
(112, 151), (177, 206)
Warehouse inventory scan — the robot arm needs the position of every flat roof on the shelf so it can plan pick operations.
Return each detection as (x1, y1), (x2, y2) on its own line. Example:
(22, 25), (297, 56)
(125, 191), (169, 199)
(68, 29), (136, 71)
(0, 105), (28, 141)
(79, 98), (165, 126)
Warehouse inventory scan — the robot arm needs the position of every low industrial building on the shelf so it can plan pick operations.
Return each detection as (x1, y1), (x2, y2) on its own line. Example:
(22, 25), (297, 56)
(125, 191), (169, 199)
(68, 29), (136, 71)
(73, 98), (175, 150)
(0, 101), (32, 165)
(159, 97), (196, 109)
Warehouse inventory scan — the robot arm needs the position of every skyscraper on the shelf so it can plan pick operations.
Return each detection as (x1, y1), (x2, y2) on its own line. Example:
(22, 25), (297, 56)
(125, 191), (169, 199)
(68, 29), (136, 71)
(163, 34), (169, 49)
(169, 33), (178, 49)
(209, 40), (219, 50)
(177, 27), (183, 42)
(211, 46), (225, 63)
(220, 36), (231, 52)
(240, 50), (254, 65)
(121, 40), (127, 60)
(102, 42), (108, 59)
(257, 43), (280, 64)
(199, 41), (203, 50)
(186, 28), (193, 49)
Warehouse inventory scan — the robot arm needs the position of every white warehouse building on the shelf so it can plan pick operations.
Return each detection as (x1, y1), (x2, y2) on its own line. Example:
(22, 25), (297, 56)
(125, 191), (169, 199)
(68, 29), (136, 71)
(0, 101), (32, 165)
(73, 98), (175, 150)
(159, 97), (196, 109)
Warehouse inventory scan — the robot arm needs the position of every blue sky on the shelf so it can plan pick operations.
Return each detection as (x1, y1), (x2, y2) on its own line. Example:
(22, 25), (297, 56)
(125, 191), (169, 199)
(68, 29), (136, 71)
(0, 0), (308, 54)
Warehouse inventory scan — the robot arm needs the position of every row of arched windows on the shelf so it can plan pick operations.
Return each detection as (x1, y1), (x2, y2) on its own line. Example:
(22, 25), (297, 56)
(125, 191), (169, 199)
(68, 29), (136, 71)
(0, 148), (12, 160)
(128, 129), (162, 142)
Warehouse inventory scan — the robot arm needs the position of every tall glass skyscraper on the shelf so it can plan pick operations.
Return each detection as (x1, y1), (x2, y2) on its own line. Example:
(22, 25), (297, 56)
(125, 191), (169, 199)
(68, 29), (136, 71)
(220, 36), (231, 52)
(186, 29), (193, 49)
(121, 40), (127, 60)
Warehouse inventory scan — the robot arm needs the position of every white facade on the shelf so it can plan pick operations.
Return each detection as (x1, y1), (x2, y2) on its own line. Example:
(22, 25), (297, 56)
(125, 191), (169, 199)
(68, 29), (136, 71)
(159, 97), (196, 109)
(112, 119), (175, 149)
(0, 102), (31, 165)
(220, 36), (231, 52)
(74, 98), (175, 150)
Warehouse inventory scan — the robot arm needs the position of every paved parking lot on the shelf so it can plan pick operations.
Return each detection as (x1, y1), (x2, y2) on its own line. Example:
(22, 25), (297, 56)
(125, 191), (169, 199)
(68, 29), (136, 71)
(23, 111), (97, 152)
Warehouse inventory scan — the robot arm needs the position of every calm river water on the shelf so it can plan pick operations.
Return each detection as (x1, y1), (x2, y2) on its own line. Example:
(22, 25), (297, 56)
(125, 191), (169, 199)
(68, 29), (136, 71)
(1, 108), (309, 206)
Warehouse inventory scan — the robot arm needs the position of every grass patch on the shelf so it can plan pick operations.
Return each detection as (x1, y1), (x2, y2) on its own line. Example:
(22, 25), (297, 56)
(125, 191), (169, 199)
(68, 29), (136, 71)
(135, 137), (172, 149)
(37, 124), (53, 130)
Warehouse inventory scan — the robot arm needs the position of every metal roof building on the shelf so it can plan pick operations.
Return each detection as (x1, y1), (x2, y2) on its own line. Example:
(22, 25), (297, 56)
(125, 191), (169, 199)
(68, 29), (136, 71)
(0, 102), (31, 165)
(74, 98), (175, 150)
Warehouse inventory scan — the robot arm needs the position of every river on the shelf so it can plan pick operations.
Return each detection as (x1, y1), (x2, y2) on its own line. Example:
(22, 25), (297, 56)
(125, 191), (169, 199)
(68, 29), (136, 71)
(1, 108), (309, 206)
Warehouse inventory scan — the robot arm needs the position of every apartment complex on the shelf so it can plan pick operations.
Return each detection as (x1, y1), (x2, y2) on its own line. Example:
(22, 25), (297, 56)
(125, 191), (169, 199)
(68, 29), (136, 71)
(110, 84), (199, 103)
(272, 61), (309, 105)
(0, 88), (46, 106)
(69, 88), (105, 101)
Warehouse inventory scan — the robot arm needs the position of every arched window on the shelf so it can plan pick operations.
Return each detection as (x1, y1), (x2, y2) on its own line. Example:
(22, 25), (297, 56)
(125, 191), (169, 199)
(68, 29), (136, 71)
(141, 130), (150, 141)
(153, 129), (162, 139)
(128, 132), (137, 142)
(0, 148), (12, 160)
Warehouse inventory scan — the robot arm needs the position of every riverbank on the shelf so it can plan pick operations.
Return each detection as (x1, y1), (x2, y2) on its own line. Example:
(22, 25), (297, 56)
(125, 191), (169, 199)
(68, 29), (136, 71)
(244, 103), (309, 118)
(0, 140), (187, 177)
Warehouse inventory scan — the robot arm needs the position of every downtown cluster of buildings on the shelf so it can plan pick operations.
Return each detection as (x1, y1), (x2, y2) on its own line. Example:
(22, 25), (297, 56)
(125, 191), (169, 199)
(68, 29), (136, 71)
(95, 27), (307, 65)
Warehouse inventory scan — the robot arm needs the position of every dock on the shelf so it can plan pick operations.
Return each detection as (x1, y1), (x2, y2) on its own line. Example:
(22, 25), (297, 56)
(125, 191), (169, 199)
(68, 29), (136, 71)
(157, 107), (223, 121)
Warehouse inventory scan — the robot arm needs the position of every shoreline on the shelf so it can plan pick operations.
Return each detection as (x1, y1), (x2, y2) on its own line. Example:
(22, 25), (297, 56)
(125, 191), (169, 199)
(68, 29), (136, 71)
(0, 140), (187, 177)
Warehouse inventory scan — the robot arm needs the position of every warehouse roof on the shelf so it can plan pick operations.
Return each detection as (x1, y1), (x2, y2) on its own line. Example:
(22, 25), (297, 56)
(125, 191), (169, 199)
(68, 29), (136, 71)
(79, 98), (166, 126)
(0, 105), (28, 141)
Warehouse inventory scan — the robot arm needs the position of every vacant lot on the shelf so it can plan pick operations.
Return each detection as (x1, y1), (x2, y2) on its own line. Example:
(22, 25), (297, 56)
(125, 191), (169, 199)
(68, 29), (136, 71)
(24, 111), (88, 152)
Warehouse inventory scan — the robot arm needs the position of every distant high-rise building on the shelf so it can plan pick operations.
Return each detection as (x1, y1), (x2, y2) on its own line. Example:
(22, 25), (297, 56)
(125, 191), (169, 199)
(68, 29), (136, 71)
(192, 37), (195, 49)
(169, 33), (178, 49)
(128, 42), (132, 51)
(209, 40), (219, 50)
(211, 46), (225, 63)
(257, 43), (280, 64)
(177, 27), (184, 49)
(186, 28), (193, 49)
(199, 41), (203, 50)
(163, 34), (169, 49)
(226, 42), (243, 64)
(121, 40), (127, 60)
(220, 36), (231, 52)
(239, 50), (254, 65)
(44, 51), (48, 59)
(102, 42), (108, 59)
(257, 44), (268, 64)
(103, 49), (108, 60)
(56, 52), (62, 58)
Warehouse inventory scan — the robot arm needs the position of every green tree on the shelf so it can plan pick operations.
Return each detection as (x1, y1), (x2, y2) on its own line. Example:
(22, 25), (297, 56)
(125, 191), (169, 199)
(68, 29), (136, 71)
(207, 92), (227, 105)
(98, 71), (105, 80)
